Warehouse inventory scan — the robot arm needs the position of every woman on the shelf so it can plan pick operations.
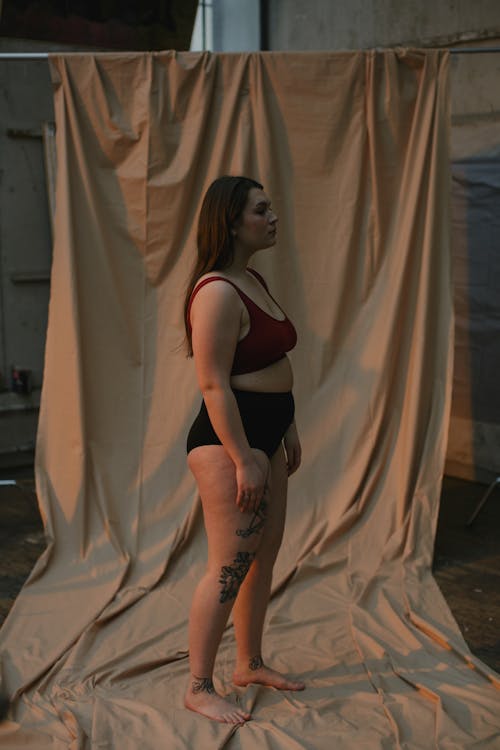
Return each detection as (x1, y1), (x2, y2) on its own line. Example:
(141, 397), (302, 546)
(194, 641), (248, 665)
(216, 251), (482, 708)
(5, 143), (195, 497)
(184, 176), (304, 725)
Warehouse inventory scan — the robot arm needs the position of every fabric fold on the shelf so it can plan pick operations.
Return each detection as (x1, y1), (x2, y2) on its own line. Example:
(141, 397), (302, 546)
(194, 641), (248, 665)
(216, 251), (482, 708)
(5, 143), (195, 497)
(1, 49), (498, 749)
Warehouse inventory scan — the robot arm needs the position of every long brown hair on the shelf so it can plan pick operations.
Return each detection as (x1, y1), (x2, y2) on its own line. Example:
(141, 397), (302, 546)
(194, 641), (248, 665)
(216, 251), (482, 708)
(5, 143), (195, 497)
(183, 175), (263, 356)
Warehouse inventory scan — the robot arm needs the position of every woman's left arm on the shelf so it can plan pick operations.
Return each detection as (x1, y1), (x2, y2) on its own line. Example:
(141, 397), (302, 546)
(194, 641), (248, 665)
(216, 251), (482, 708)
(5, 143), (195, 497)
(283, 420), (301, 476)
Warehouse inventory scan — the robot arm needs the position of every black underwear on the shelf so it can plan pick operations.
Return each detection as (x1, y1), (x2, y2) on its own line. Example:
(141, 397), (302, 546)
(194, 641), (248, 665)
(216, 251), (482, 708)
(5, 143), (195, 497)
(186, 389), (295, 459)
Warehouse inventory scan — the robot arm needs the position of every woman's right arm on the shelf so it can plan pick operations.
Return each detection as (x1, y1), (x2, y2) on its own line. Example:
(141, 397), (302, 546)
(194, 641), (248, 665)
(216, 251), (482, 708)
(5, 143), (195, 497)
(190, 281), (267, 511)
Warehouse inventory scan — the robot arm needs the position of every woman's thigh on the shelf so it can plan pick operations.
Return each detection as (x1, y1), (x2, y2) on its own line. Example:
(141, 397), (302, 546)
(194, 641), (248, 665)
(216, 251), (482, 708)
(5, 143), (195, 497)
(188, 444), (270, 565)
(257, 443), (288, 555)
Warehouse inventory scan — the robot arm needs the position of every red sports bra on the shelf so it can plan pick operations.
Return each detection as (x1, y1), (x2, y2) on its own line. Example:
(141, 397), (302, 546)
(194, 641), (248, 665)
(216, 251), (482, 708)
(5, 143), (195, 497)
(188, 268), (297, 375)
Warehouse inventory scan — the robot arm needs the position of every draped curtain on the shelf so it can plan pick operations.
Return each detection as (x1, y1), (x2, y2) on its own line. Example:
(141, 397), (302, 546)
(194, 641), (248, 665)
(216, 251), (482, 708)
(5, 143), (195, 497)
(0, 50), (498, 749)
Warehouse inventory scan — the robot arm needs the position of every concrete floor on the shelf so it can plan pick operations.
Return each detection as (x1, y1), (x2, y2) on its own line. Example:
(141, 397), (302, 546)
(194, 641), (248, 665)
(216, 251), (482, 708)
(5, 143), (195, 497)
(0, 470), (499, 674)
(432, 475), (500, 672)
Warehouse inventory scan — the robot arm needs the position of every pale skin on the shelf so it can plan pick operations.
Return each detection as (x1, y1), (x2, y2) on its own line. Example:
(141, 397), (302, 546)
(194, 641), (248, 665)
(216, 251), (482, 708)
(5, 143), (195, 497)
(185, 188), (305, 725)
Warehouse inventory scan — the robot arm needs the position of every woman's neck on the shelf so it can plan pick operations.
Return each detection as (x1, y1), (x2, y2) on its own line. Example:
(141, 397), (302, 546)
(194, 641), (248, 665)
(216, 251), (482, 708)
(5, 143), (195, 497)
(227, 249), (254, 276)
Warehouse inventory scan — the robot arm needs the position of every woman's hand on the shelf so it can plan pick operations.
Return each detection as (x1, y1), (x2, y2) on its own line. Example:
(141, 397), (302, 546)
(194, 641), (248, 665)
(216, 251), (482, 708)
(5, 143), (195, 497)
(284, 421), (301, 476)
(235, 459), (268, 513)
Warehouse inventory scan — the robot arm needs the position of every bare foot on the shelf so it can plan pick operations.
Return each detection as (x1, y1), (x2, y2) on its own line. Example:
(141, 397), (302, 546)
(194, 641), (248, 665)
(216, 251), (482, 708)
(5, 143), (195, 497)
(185, 678), (251, 724)
(233, 660), (305, 691)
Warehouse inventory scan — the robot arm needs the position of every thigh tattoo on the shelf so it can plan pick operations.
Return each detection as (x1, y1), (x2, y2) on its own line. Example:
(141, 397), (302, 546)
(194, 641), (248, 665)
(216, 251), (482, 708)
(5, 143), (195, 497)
(219, 551), (255, 603)
(236, 498), (268, 538)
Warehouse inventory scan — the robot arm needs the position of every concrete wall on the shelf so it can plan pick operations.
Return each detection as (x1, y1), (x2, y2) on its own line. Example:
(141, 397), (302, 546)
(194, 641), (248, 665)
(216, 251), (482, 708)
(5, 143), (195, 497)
(0, 56), (53, 390)
(0, 37), (95, 395)
(269, 0), (500, 51)
(449, 50), (500, 160)
(212, 0), (260, 52)
(0, 40), (74, 466)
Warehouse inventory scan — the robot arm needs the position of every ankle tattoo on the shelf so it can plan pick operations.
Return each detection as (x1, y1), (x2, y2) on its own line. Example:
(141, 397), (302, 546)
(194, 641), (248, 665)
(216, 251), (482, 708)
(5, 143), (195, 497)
(219, 551), (255, 603)
(192, 676), (215, 694)
(249, 655), (264, 671)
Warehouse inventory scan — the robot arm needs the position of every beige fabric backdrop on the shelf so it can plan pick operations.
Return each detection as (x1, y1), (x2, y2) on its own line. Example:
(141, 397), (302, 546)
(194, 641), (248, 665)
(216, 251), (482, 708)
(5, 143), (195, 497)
(0, 50), (499, 749)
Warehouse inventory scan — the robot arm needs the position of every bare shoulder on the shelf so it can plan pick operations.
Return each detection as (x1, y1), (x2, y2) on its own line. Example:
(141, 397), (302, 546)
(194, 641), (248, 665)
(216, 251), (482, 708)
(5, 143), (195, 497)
(195, 270), (232, 288)
(190, 275), (243, 321)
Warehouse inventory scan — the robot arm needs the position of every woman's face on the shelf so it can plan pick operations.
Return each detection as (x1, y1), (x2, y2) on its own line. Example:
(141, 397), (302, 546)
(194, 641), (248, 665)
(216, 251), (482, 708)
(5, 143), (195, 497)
(233, 188), (278, 253)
